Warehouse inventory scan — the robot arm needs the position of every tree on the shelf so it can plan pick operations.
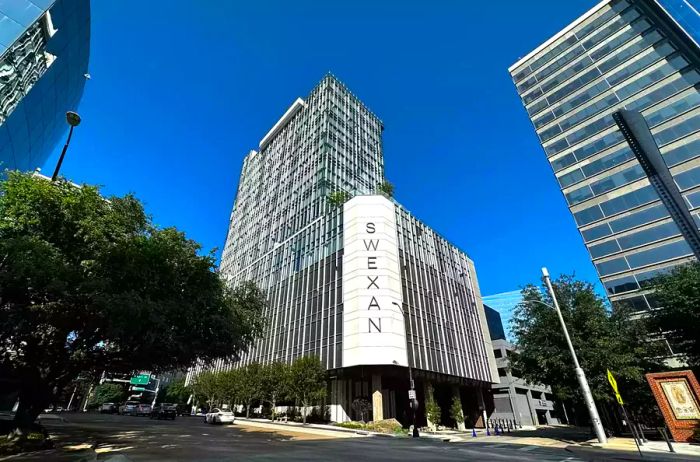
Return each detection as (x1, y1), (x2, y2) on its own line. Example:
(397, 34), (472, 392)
(646, 262), (700, 367)
(88, 383), (125, 408)
(217, 369), (241, 409)
(376, 180), (394, 198)
(449, 395), (464, 430)
(288, 356), (327, 424)
(425, 385), (441, 429)
(238, 363), (262, 418)
(0, 172), (267, 437)
(327, 190), (351, 208)
(511, 274), (665, 426)
(190, 371), (219, 410)
(163, 378), (191, 405)
(351, 398), (372, 422)
(259, 361), (289, 420)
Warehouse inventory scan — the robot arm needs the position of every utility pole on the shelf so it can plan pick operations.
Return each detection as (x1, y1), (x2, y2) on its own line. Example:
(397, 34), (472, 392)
(542, 267), (607, 444)
(393, 301), (419, 437)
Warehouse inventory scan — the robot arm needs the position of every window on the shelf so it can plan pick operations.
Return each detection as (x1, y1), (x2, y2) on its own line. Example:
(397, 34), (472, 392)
(590, 164), (646, 195)
(582, 222), (613, 241)
(609, 203), (669, 232)
(674, 166), (700, 190)
(617, 221), (679, 250)
(575, 205), (604, 226)
(493, 349), (503, 359)
(626, 239), (693, 268)
(599, 185), (658, 217)
(595, 257), (630, 275)
(590, 239), (622, 258)
(604, 275), (639, 294)
(664, 138), (700, 166)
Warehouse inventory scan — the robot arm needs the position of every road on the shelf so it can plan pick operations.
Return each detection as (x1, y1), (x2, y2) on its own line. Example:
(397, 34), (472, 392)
(0, 413), (581, 462)
(5, 413), (686, 462)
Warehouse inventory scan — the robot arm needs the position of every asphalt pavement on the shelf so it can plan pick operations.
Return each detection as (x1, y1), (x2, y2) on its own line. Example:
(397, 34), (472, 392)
(0, 413), (588, 462)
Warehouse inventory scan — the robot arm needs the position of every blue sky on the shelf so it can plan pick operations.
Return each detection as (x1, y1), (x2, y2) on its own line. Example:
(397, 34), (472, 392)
(44, 0), (602, 296)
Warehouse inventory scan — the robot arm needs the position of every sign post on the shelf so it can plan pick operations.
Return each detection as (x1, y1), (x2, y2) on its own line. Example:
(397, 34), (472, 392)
(608, 369), (643, 458)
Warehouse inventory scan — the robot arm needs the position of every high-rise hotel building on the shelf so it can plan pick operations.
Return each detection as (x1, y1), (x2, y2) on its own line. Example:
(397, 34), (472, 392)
(206, 75), (498, 426)
(510, 0), (700, 312)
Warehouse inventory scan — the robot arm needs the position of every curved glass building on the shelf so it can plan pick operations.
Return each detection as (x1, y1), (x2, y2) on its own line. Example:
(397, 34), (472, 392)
(0, 0), (90, 172)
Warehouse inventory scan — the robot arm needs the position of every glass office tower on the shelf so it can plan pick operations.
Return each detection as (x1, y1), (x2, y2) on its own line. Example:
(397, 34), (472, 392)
(0, 0), (90, 172)
(510, 0), (700, 312)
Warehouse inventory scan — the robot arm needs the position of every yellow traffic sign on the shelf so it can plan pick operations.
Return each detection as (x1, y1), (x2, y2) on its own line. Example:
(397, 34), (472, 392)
(607, 369), (624, 405)
(607, 369), (619, 394)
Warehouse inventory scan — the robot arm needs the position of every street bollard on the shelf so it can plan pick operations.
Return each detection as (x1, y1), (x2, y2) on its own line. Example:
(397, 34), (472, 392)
(486, 427), (490, 436)
(658, 427), (675, 453)
(472, 428), (477, 437)
(637, 423), (648, 443)
(507, 424), (511, 434)
(494, 425), (499, 435)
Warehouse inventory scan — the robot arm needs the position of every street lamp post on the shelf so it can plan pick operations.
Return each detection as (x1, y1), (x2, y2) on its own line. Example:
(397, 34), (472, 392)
(541, 267), (607, 444)
(392, 301), (419, 438)
(51, 111), (81, 181)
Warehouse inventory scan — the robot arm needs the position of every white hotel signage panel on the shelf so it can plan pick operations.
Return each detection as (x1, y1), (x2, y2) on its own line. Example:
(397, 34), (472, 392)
(342, 195), (408, 367)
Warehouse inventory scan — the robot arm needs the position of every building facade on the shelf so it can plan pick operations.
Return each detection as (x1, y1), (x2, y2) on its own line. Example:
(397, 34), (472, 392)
(0, 0), (90, 172)
(203, 75), (498, 426)
(484, 305), (562, 428)
(482, 290), (526, 341)
(510, 0), (700, 312)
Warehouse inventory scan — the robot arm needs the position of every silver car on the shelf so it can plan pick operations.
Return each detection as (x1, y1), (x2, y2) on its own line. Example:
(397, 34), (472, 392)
(119, 401), (140, 416)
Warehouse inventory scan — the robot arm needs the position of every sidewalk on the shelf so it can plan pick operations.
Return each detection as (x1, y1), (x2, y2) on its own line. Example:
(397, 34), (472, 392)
(231, 417), (370, 439)
(573, 437), (700, 460)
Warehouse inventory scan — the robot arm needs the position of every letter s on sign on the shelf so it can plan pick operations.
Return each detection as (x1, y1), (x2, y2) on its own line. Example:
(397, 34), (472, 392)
(366, 222), (375, 234)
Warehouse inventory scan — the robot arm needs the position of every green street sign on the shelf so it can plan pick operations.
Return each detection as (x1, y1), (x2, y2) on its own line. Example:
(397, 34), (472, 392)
(130, 374), (150, 385)
(132, 387), (145, 391)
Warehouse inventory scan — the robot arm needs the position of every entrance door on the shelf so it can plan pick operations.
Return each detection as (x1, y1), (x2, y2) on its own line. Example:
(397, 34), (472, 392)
(536, 409), (548, 425)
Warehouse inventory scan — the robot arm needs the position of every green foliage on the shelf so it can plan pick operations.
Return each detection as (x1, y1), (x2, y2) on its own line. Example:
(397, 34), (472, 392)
(0, 171), (267, 429)
(190, 371), (219, 407)
(376, 180), (394, 198)
(449, 395), (463, 428)
(238, 362), (262, 417)
(327, 190), (352, 208)
(424, 385), (441, 427)
(646, 262), (700, 367)
(334, 421), (364, 429)
(190, 356), (327, 422)
(259, 361), (289, 419)
(88, 384), (125, 407)
(333, 419), (405, 435)
(511, 274), (665, 419)
(163, 378), (191, 405)
(287, 356), (327, 423)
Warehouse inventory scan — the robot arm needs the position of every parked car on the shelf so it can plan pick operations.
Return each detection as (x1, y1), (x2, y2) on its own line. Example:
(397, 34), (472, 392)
(100, 403), (117, 414)
(150, 403), (177, 420)
(119, 401), (140, 416)
(205, 408), (235, 424)
(136, 403), (152, 416)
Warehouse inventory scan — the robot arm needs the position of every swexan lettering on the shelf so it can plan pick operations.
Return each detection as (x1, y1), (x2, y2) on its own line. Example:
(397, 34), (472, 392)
(365, 222), (382, 333)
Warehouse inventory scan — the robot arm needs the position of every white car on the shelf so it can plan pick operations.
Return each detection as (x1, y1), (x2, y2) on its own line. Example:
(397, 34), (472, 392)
(205, 408), (235, 424)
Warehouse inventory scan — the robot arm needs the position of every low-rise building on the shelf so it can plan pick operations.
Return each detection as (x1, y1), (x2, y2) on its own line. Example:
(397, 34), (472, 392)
(484, 304), (563, 427)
